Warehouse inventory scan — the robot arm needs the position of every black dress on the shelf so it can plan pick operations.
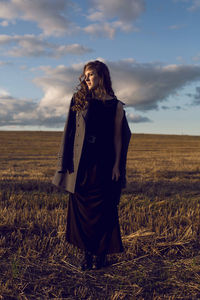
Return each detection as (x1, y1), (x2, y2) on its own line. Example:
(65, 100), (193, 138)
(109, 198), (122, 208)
(66, 99), (123, 255)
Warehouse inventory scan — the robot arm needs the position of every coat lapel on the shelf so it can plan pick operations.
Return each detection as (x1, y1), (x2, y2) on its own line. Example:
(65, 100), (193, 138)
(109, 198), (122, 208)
(81, 108), (89, 122)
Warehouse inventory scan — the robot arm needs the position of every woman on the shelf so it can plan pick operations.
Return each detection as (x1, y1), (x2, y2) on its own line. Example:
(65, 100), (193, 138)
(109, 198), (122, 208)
(52, 60), (131, 270)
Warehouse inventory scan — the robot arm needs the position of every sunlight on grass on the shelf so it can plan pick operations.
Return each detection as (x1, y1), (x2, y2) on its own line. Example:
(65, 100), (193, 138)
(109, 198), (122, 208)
(0, 131), (200, 298)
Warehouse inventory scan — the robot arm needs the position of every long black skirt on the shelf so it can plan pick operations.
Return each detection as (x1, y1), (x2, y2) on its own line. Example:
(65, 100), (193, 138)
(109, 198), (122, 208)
(66, 160), (123, 255)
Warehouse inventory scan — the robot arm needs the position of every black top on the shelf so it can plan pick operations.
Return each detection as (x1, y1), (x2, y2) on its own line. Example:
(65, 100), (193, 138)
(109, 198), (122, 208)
(81, 98), (118, 169)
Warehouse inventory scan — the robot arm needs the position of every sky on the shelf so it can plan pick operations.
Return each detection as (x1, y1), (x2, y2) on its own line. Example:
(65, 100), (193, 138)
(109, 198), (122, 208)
(0, 0), (200, 135)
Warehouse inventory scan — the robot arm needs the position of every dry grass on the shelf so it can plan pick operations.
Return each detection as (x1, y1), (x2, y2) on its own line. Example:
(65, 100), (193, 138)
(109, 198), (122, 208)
(0, 131), (200, 299)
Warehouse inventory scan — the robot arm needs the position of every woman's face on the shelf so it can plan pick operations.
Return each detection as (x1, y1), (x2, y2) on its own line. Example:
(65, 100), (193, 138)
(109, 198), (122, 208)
(84, 68), (100, 90)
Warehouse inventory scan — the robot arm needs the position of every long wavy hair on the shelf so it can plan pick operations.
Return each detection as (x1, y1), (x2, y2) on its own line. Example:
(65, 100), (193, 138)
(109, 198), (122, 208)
(71, 60), (116, 111)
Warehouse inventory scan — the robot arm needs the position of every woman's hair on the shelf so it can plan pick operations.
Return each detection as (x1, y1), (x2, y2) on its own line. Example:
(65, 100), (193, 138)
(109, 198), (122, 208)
(72, 60), (116, 111)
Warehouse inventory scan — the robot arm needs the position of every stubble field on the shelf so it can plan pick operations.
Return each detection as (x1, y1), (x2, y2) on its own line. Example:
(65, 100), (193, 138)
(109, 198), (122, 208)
(0, 131), (200, 299)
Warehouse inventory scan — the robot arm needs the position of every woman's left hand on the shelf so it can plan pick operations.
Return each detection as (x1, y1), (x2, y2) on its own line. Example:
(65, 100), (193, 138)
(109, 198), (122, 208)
(112, 164), (120, 181)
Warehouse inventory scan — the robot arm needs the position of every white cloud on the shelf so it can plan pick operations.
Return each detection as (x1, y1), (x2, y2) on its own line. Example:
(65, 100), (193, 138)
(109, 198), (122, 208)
(176, 56), (184, 62)
(174, 0), (200, 11)
(0, 20), (10, 27)
(112, 21), (138, 32)
(0, 92), (68, 128)
(84, 23), (116, 38)
(188, 0), (200, 11)
(88, 0), (145, 22)
(0, 94), (39, 126)
(0, 0), (73, 36)
(126, 112), (151, 123)
(83, 21), (136, 39)
(0, 61), (13, 66)
(33, 65), (80, 122)
(0, 34), (92, 57)
(33, 60), (200, 124)
(86, 0), (144, 37)
(2, 59), (200, 128)
(169, 24), (185, 30)
(192, 53), (200, 62)
(56, 44), (92, 56)
(0, 88), (10, 96)
(87, 11), (105, 22)
(0, 0), (144, 38)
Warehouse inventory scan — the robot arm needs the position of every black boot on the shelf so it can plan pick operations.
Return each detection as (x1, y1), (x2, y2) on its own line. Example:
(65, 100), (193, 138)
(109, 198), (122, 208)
(81, 250), (93, 271)
(94, 254), (107, 270)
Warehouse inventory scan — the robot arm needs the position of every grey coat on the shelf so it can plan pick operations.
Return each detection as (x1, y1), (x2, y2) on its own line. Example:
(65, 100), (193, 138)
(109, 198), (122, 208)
(52, 98), (131, 193)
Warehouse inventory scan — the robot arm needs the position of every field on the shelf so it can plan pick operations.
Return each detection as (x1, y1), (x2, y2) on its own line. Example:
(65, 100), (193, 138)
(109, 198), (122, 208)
(0, 131), (200, 299)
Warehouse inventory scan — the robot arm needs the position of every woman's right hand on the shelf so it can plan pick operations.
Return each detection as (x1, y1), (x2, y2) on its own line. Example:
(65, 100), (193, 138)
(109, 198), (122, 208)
(112, 164), (120, 181)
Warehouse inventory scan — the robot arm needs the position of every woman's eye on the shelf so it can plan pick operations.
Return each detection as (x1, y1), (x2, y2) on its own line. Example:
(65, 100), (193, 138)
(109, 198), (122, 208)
(84, 72), (94, 79)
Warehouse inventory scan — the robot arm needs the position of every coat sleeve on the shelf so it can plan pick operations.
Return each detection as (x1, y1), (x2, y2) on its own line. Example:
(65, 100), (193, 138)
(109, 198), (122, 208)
(119, 109), (131, 188)
(56, 97), (76, 174)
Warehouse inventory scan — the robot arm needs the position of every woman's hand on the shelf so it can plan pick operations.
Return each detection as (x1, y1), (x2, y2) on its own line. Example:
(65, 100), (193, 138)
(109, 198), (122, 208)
(112, 164), (120, 181)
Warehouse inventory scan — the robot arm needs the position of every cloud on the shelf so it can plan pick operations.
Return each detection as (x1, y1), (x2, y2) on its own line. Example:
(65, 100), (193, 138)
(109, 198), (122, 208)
(0, 0), (74, 36)
(88, 0), (145, 22)
(2, 59), (200, 128)
(126, 112), (152, 123)
(174, 0), (200, 11)
(0, 0), (144, 38)
(0, 88), (10, 96)
(0, 20), (10, 27)
(84, 23), (116, 39)
(112, 21), (137, 32)
(0, 34), (92, 57)
(0, 95), (38, 126)
(192, 86), (200, 104)
(187, 86), (200, 105)
(87, 11), (105, 22)
(32, 64), (81, 124)
(33, 60), (200, 124)
(0, 64), (81, 127)
(0, 61), (13, 66)
(85, 0), (144, 37)
(187, 0), (200, 11)
(169, 24), (185, 30)
(161, 105), (182, 110)
(0, 93), (68, 128)
(192, 53), (200, 62)
(84, 21), (137, 38)
(108, 60), (200, 110)
(176, 56), (184, 62)
(55, 44), (93, 56)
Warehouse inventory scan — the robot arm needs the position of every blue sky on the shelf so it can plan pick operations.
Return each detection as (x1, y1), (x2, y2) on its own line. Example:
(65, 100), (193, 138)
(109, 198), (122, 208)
(0, 0), (200, 135)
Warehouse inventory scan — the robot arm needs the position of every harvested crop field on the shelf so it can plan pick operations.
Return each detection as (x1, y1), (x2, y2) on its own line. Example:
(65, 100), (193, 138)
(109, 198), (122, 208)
(0, 131), (200, 299)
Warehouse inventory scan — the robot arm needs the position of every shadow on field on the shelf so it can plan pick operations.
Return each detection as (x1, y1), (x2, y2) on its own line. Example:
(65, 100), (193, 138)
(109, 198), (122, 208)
(158, 170), (200, 180)
(0, 179), (64, 194)
(138, 257), (171, 298)
(1, 174), (200, 197)
(126, 175), (200, 197)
